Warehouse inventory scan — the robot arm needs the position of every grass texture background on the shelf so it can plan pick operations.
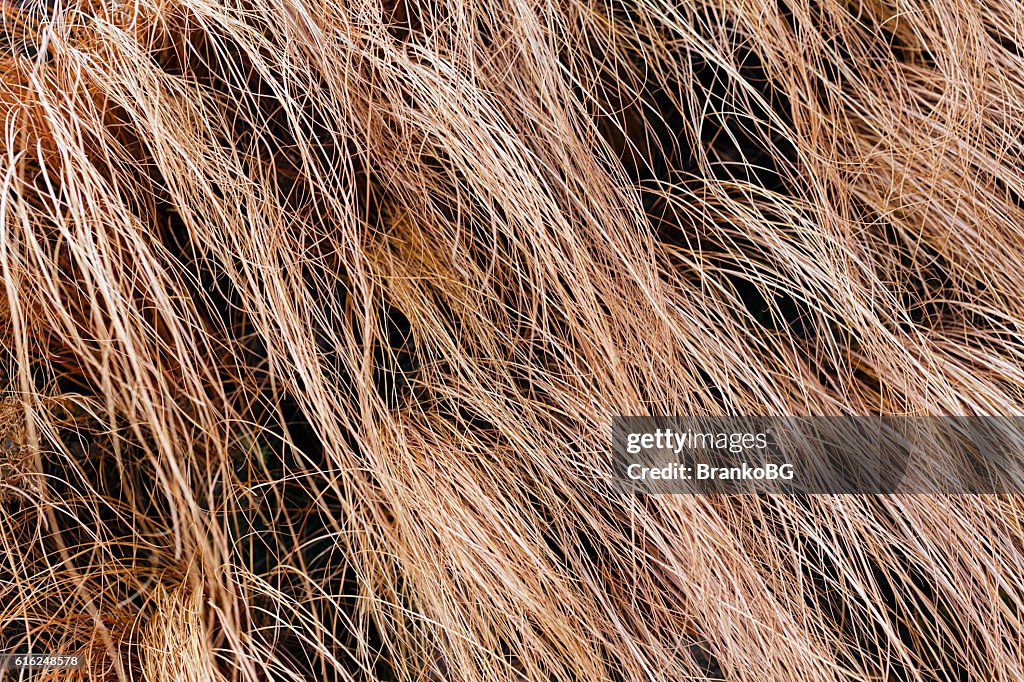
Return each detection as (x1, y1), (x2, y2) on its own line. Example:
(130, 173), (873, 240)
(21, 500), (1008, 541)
(0, 0), (1023, 679)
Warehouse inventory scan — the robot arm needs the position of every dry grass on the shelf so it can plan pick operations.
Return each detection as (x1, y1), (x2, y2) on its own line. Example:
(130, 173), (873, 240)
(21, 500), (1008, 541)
(0, 0), (1022, 679)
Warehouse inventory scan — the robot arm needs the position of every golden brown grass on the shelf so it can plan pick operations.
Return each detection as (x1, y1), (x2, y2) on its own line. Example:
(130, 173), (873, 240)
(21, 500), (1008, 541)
(0, 0), (1023, 679)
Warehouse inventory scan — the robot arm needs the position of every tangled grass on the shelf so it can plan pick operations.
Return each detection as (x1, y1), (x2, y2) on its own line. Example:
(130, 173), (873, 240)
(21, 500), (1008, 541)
(0, 0), (1023, 678)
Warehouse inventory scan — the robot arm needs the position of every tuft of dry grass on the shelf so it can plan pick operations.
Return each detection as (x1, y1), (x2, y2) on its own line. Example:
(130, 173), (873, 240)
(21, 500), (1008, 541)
(0, 0), (1022, 679)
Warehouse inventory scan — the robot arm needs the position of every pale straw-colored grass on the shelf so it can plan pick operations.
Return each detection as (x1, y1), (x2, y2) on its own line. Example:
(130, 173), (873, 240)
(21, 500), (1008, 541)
(0, 0), (1022, 679)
